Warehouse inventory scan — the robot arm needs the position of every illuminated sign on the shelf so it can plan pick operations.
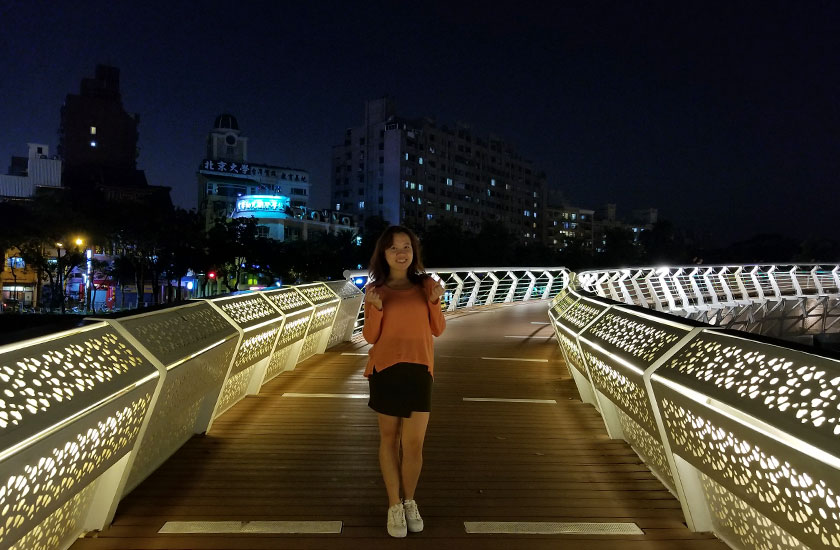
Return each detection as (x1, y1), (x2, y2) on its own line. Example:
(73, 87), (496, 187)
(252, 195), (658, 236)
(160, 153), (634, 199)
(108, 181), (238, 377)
(201, 159), (308, 181)
(235, 195), (291, 214)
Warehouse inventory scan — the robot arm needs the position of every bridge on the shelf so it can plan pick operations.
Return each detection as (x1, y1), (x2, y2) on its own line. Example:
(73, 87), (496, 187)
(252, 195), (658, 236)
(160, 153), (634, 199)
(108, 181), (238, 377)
(0, 266), (838, 550)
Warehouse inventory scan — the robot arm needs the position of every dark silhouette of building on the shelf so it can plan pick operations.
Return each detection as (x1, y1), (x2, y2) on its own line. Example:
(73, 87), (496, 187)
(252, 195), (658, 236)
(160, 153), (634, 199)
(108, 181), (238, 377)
(58, 65), (169, 204)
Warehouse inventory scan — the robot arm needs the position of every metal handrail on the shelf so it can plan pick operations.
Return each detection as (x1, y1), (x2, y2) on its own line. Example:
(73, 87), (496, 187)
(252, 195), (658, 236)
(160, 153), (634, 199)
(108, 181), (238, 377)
(0, 280), (363, 550)
(344, 267), (572, 336)
(549, 277), (840, 550)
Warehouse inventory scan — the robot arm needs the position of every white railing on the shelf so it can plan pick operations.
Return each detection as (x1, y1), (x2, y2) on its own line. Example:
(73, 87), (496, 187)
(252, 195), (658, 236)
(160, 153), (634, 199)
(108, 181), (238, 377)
(0, 280), (363, 550)
(549, 284), (840, 550)
(576, 264), (840, 338)
(344, 267), (572, 335)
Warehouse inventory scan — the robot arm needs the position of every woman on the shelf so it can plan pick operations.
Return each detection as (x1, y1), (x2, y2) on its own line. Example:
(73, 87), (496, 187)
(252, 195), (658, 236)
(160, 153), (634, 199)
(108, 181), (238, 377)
(362, 225), (446, 538)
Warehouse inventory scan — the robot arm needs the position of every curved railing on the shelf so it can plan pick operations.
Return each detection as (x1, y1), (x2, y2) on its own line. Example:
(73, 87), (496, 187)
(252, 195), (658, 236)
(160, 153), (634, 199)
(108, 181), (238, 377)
(549, 275), (840, 550)
(576, 264), (840, 339)
(0, 280), (363, 550)
(6, 260), (838, 550)
(344, 267), (572, 335)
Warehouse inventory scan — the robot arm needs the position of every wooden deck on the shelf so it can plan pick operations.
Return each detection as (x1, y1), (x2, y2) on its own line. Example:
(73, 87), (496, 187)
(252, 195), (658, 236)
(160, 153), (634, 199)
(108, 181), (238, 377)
(71, 301), (726, 549)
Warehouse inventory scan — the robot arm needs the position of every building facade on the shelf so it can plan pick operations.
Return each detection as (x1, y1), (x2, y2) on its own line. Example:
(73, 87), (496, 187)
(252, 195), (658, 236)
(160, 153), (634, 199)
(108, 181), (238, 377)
(230, 195), (356, 241)
(59, 65), (138, 174)
(592, 204), (658, 253)
(332, 97), (547, 241)
(0, 143), (62, 199)
(58, 64), (170, 204)
(198, 114), (312, 232)
(0, 143), (63, 310)
(544, 205), (595, 253)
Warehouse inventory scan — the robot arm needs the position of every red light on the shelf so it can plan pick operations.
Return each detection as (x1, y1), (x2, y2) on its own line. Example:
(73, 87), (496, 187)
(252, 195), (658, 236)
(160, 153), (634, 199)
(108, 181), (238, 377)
(208, 272), (216, 279)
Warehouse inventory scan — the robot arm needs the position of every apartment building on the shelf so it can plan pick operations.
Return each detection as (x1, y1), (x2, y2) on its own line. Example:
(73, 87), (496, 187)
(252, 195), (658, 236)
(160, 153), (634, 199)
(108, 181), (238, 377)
(332, 97), (546, 241)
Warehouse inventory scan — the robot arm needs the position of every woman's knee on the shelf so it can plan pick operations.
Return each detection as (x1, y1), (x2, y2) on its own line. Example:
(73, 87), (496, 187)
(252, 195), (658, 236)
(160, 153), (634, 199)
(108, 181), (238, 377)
(378, 419), (401, 448)
(401, 436), (424, 459)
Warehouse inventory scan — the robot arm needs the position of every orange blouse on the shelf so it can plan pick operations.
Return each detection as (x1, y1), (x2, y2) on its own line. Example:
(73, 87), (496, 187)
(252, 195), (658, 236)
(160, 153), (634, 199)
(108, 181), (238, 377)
(362, 277), (446, 377)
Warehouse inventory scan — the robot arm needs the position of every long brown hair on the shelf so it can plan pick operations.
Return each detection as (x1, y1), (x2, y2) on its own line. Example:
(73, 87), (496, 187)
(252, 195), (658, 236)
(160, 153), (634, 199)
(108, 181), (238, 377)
(368, 225), (427, 287)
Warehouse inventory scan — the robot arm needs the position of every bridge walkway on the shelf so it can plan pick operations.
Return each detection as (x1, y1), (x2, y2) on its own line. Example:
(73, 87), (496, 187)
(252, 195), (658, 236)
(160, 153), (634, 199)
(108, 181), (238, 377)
(70, 301), (725, 549)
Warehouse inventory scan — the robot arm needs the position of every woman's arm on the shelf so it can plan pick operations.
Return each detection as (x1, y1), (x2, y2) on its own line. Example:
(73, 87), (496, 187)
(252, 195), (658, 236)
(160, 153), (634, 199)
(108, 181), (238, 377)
(362, 288), (383, 344)
(424, 277), (446, 336)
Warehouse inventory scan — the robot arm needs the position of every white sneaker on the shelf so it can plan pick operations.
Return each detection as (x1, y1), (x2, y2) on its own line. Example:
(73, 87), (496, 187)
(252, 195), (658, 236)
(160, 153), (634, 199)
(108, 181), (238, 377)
(387, 503), (407, 538)
(403, 499), (424, 533)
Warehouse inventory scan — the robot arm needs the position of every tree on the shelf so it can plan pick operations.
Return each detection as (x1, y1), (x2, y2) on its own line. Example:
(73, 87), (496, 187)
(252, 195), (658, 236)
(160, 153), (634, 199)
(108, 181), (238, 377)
(110, 254), (135, 309)
(158, 208), (205, 302)
(87, 257), (111, 311)
(417, 216), (469, 267)
(640, 220), (689, 264)
(596, 227), (642, 268)
(207, 216), (265, 292)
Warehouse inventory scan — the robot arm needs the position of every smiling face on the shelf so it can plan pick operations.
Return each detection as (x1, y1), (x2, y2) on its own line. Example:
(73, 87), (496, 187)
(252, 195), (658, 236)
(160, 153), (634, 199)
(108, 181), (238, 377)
(384, 232), (413, 274)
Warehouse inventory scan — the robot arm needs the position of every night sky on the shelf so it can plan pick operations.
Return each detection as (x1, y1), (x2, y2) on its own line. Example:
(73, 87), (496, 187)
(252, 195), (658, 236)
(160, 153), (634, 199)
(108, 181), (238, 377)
(1, 1), (838, 246)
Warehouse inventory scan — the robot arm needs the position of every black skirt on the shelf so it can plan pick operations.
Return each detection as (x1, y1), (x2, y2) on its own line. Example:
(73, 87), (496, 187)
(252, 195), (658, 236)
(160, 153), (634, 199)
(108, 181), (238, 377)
(368, 362), (433, 418)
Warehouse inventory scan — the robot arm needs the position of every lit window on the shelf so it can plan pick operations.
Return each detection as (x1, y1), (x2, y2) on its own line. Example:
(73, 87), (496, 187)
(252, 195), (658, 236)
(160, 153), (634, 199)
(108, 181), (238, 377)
(358, 201), (365, 208)
(405, 181), (410, 188)
(427, 213), (434, 220)
(533, 191), (537, 197)
(405, 153), (409, 160)
(524, 210), (530, 217)
(490, 179), (496, 186)
(571, 213), (577, 220)
(446, 204), (451, 211)
(335, 203), (341, 210)
(90, 141), (97, 147)
(418, 198), (423, 205)
(446, 178), (453, 186)
(410, 182), (415, 189)
(90, 126), (96, 135)
(418, 157), (423, 164)
(418, 184), (423, 191)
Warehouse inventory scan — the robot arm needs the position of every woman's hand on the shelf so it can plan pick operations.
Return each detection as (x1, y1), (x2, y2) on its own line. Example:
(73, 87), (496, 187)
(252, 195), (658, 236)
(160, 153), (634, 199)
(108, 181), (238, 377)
(365, 287), (383, 310)
(429, 281), (445, 304)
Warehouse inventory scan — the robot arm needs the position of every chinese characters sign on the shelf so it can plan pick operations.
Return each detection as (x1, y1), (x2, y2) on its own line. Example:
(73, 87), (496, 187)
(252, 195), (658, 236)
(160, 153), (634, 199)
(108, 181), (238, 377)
(235, 195), (291, 214)
(201, 159), (307, 181)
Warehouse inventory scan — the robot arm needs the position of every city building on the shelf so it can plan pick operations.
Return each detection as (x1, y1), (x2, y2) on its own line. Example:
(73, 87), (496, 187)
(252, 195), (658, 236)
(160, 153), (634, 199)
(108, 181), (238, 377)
(332, 97), (547, 240)
(1, 143), (63, 309)
(592, 203), (658, 253)
(230, 195), (356, 241)
(0, 143), (62, 199)
(544, 204), (595, 253)
(198, 114), (315, 234)
(59, 64), (170, 203)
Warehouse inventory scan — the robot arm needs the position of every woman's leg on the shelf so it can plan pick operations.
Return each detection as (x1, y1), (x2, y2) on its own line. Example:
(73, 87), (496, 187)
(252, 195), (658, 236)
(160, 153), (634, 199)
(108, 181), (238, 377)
(377, 413), (402, 506)
(400, 411), (430, 500)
